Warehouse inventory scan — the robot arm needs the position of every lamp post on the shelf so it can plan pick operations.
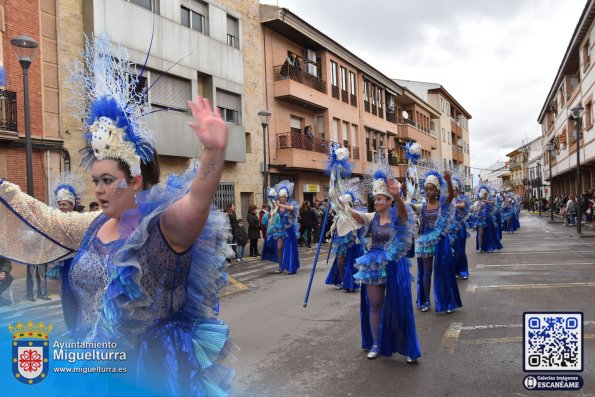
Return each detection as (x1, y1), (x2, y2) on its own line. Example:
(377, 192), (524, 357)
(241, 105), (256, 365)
(546, 143), (555, 222)
(570, 104), (584, 234)
(10, 35), (38, 197)
(258, 110), (272, 201)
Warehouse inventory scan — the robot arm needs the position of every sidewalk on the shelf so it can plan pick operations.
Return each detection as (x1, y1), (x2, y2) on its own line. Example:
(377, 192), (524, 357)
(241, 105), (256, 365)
(526, 210), (595, 236)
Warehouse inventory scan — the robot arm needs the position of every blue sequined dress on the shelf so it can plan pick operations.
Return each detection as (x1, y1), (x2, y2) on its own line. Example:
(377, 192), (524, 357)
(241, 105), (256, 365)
(450, 195), (471, 279)
(266, 200), (300, 273)
(353, 207), (421, 359)
(415, 200), (462, 313)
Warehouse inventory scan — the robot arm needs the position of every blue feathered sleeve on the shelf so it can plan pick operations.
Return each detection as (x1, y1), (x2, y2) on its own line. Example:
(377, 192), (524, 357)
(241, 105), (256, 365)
(385, 205), (416, 262)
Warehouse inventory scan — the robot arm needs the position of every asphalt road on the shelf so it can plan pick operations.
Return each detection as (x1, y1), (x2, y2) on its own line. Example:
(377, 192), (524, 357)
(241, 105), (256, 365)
(220, 213), (595, 397)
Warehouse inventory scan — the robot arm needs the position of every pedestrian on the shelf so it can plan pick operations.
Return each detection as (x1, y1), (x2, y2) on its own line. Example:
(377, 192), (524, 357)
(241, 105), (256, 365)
(226, 203), (238, 254)
(247, 204), (261, 257)
(312, 200), (323, 243)
(89, 201), (100, 211)
(259, 203), (270, 240)
(0, 257), (13, 306)
(348, 169), (421, 362)
(299, 201), (316, 249)
(234, 219), (248, 262)
(0, 36), (232, 396)
(560, 202), (568, 225)
(412, 170), (462, 314)
(267, 181), (300, 274)
(567, 194), (577, 225)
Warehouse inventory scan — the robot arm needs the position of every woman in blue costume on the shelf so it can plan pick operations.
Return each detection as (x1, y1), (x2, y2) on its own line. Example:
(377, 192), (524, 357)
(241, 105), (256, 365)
(348, 168), (421, 362)
(267, 181), (300, 274)
(494, 190), (503, 242)
(502, 194), (518, 233)
(46, 171), (87, 329)
(325, 179), (366, 292)
(412, 170), (462, 314)
(450, 176), (471, 280)
(472, 185), (503, 253)
(0, 35), (232, 396)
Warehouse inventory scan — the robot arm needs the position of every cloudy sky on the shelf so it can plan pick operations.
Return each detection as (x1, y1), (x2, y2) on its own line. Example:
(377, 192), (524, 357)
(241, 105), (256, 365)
(260, 0), (586, 172)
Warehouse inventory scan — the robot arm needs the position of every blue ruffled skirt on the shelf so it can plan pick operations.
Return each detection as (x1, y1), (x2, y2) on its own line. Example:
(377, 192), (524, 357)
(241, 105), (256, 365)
(279, 224), (300, 273)
(325, 239), (362, 291)
(360, 257), (421, 359)
(330, 232), (356, 256)
(354, 246), (390, 285)
(416, 235), (462, 312)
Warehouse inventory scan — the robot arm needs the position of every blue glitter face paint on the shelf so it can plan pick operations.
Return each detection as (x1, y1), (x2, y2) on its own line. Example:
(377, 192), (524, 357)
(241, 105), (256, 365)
(118, 179), (128, 189)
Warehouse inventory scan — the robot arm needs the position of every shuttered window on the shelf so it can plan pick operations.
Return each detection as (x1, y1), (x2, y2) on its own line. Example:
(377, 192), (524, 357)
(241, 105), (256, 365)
(150, 71), (190, 111)
(216, 89), (241, 125)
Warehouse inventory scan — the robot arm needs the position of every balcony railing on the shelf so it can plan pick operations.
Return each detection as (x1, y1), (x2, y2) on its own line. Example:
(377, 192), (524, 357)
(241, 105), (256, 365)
(331, 85), (339, 99)
(350, 94), (357, 107)
(0, 90), (18, 132)
(364, 101), (370, 112)
(273, 64), (326, 93)
(341, 89), (349, 103)
(277, 132), (359, 159)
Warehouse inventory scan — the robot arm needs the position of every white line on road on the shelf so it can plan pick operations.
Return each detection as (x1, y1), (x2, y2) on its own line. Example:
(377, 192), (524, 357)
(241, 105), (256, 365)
(476, 262), (595, 268)
(458, 321), (595, 331)
(493, 250), (595, 255)
(441, 322), (463, 354)
(467, 281), (595, 292)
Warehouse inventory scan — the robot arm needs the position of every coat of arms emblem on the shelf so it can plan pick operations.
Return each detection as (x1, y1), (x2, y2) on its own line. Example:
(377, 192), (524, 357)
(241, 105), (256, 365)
(8, 321), (52, 385)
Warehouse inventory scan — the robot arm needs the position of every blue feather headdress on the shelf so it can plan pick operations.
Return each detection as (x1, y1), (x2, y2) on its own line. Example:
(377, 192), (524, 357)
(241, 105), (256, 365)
(68, 34), (155, 176)
(271, 180), (294, 198)
(364, 158), (395, 199)
(51, 172), (86, 207)
(420, 169), (446, 198)
(404, 141), (421, 164)
(476, 184), (490, 200)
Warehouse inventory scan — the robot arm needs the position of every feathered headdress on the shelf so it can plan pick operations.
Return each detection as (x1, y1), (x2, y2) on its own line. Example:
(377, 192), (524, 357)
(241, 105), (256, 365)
(337, 177), (364, 206)
(420, 169), (446, 198)
(68, 34), (155, 176)
(271, 180), (294, 198)
(476, 184), (490, 200)
(364, 157), (395, 200)
(50, 172), (86, 207)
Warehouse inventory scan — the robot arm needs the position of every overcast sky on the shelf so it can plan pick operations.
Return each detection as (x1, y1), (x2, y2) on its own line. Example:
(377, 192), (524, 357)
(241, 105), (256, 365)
(260, 0), (587, 172)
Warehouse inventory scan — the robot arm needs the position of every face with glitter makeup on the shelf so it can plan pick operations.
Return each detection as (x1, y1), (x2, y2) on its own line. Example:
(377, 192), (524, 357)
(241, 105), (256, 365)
(91, 159), (142, 219)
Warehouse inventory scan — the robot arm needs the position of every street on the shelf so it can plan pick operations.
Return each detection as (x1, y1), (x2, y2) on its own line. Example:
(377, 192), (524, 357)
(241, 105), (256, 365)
(2, 213), (594, 396)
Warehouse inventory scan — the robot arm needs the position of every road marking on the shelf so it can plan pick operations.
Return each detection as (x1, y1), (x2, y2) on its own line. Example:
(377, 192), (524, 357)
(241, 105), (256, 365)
(230, 263), (280, 278)
(441, 322), (463, 354)
(457, 321), (595, 331)
(462, 334), (595, 345)
(220, 276), (249, 297)
(467, 281), (595, 292)
(495, 250), (595, 255)
(476, 262), (595, 269)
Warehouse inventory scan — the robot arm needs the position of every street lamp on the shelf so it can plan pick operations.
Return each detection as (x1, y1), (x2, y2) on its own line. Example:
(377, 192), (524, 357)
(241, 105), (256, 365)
(570, 104), (584, 234)
(10, 35), (39, 197)
(546, 143), (555, 222)
(258, 109), (272, 201)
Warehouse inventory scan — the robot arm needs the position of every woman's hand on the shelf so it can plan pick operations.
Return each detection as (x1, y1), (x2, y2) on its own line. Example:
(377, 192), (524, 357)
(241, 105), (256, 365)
(188, 95), (228, 151)
(443, 170), (452, 182)
(387, 178), (401, 198)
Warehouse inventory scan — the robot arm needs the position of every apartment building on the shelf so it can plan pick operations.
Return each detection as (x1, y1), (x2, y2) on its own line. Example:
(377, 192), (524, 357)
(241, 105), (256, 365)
(58, 0), (264, 217)
(506, 136), (545, 200)
(538, 0), (595, 198)
(394, 79), (472, 190)
(260, 5), (439, 203)
(0, 1), (62, 202)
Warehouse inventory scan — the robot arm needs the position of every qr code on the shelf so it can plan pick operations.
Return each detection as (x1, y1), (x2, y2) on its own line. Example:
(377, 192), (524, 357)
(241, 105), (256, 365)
(523, 313), (582, 372)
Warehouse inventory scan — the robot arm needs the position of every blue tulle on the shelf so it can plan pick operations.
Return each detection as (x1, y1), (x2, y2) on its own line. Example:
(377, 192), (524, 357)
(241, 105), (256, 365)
(476, 221), (503, 252)
(416, 198), (454, 257)
(453, 224), (469, 278)
(261, 237), (278, 262)
(278, 224), (300, 273)
(325, 236), (362, 291)
(360, 257), (421, 359)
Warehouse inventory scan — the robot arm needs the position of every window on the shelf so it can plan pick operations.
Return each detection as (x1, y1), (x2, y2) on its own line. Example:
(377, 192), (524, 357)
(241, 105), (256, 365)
(181, 1), (207, 33)
(351, 124), (358, 146)
(371, 85), (376, 105)
(342, 121), (349, 146)
(349, 72), (356, 95)
(245, 132), (252, 153)
(363, 80), (369, 102)
(586, 101), (593, 129)
(216, 89), (241, 125)
(290, 116), (302, 134)
(332, 118), (339, 142)
(583, 40), (590, 70)
(227, 15), (239, 49)
(316, 116), (325, 140)
(442, 128), (446, 142)
(330, 61), (338, 87)
(129, 0), (159, 13)
(340, 67), (347, 91)
(150, 71), (191, 111)
(377, 88), (382, 109)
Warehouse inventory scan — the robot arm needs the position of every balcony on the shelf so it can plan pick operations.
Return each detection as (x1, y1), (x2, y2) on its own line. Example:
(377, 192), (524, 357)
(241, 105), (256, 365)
(452, 146), (464, 162)
(451, 120), (463, 138)
(341, 89), (349, 103)
(273, 64), (328, 111)
(350, 94), (357, 107)
(397, 119), (437, 150)
(0, 90), (18, 139)
(276, 132), (360, 170)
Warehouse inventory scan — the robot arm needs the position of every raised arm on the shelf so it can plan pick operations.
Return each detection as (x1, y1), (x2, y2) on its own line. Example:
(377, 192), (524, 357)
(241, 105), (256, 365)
(160, 96), (227, 252)
(388, 178), (407, 221)
(443, 171), (454, 204)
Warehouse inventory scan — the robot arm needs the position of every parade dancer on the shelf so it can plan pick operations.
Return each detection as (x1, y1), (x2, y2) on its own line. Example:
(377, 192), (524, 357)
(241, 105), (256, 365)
(502, 193), (518, 233)
(267, 180), (301, 274)
(348, 164), (421, 362)
(325, 178), (366, 292)
(0, 35), (232, 396)
(413, 170), (461, 314)
(450, 176), (471, 280)
(494, 190), (503, 242)
(46, 172), (86, 328)
(473, 185), (503, 253)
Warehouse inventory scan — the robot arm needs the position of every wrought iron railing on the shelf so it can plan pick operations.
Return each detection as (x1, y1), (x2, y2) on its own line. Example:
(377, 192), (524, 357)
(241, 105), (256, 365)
(277, 132), (360, 160)
(364, 101), (370, 113)
(331, 85), (339, 99)
(273, 64), (326, 93)
(0, 90), (18, 132)
(350, 94), (357, 107)
(341, 89), (349, 103)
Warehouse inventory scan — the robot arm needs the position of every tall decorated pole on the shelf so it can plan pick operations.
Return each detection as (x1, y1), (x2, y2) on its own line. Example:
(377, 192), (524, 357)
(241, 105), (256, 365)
(404, 141), (422, 205)
(303, 143), (352, 307)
